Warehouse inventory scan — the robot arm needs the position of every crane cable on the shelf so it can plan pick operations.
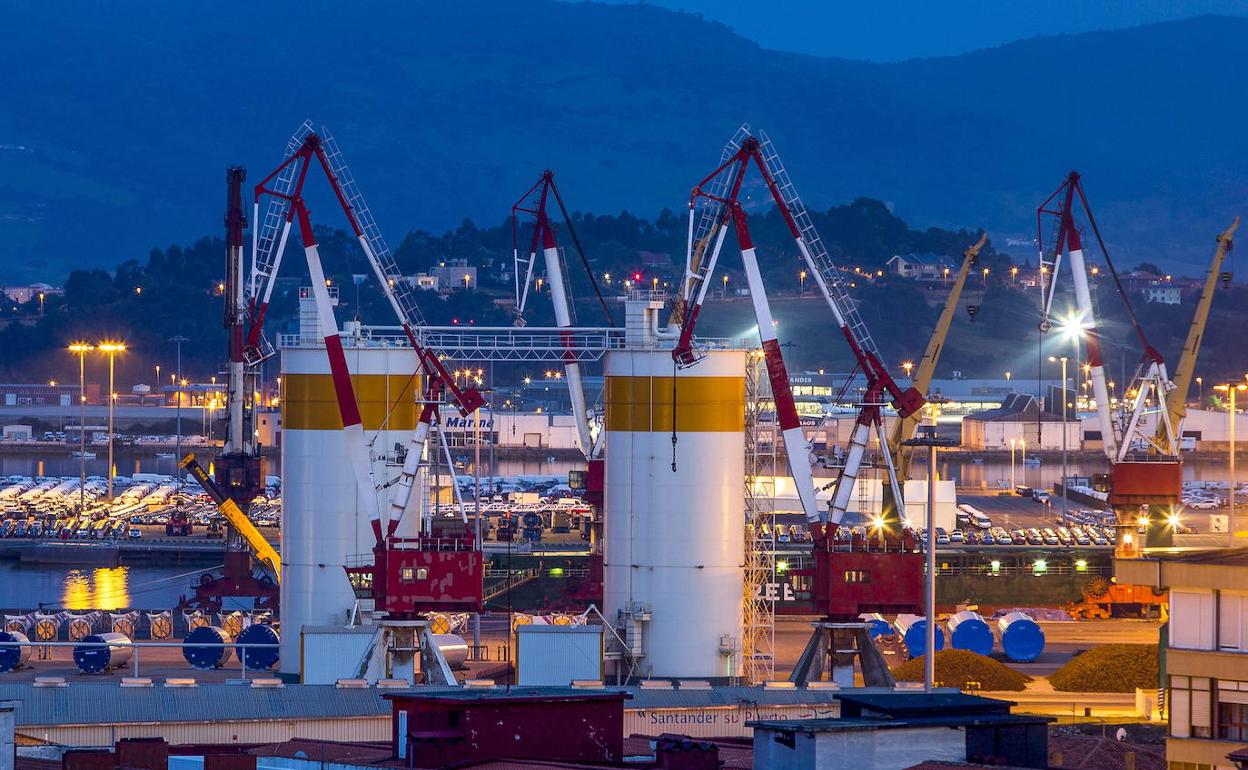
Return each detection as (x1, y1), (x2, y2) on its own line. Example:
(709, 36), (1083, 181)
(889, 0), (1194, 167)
(550, 181), (616, 328)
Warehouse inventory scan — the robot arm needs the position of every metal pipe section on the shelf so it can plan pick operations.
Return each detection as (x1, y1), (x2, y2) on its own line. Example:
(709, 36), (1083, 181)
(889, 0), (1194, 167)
(74, 632), (133, 674)
(894, 614), (944, 660)
(235, 624), (281, 670)
(998, 612), (1046, 663)
(947, 611), (994, 656)
(0, 631), (31, 672)
(183, 626), (234, 670)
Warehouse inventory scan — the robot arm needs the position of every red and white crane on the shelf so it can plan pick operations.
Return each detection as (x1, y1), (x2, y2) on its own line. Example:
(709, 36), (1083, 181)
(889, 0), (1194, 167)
(511, 170), (611, 459)
(673, 126), (924, 536)
(245, 122), (484, 546)
(1037, 171), (1178, 463)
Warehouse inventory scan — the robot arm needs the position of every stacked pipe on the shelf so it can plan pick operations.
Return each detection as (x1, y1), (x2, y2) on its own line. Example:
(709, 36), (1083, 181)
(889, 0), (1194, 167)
(998, 612), (1046, 662)
(947, 611), (994, 656)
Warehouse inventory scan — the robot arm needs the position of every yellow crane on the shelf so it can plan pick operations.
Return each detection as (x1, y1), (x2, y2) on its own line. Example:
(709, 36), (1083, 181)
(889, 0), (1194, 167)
(890, 234), (987, 481)
(179, 453), (281, 581)
(1157, 217), (1239, 445)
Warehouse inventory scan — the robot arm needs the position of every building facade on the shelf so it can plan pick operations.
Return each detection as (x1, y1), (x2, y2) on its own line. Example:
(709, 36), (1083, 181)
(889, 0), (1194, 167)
(1117, 550), (1248, 770)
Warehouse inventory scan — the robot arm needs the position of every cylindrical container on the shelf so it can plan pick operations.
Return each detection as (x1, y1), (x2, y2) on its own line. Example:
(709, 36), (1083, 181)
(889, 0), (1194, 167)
(998, 612), (1046, 662)
(183, 626), (234, 670)
(281, 341), (422, 675)
(603, 348), (746, 679)
(432, 633), (469, 670)
(947, 610), (994, 656)
(236, 624), (280, 670)
(73, 632), (132, 673)
(894, 614), (945, 659)
(859, 613), (892, 639)
(0, 630), (32, 672)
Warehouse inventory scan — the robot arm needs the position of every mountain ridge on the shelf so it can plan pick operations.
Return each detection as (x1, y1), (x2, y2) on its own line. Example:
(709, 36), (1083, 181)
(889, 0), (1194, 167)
(1, 4), (1243, 281)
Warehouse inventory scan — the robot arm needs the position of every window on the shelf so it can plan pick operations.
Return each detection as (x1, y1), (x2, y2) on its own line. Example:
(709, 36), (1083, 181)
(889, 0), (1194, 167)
(1171, 589), (1215, 650)
(1219, 701), (1248, 741)
(400, 568), (414, 583)
(843, 570), (870, 584)
(1220, 592), (1248, 651)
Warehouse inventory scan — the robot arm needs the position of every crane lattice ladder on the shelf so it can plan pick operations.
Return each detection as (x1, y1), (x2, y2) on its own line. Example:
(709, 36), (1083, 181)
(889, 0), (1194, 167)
(742, 349), (776, 685)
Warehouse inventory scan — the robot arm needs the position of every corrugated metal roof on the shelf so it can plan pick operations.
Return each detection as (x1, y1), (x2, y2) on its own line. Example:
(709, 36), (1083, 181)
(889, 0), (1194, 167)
(0, 684), (390, 727)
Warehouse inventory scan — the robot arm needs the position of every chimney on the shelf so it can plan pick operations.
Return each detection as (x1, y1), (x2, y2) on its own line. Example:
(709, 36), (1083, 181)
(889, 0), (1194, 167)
(653, 735), (720, 770)
(115, 738), (169, 770)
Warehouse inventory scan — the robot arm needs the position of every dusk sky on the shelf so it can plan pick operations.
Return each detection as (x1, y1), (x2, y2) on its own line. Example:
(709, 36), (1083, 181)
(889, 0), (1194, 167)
(597, 0), (1248, 60)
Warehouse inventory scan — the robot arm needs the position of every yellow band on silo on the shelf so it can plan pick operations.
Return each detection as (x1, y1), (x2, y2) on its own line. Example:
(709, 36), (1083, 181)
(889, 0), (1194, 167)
(282, 373), (421, 431)
(605, 376), (745, 433)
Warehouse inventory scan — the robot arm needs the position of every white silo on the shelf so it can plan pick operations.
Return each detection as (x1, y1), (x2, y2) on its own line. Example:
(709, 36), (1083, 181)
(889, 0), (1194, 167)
(603, 339), (746, 681)
(280, 311), (422, 676)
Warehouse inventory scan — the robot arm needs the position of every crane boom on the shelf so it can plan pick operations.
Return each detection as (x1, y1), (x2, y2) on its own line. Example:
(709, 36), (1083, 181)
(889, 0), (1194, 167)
(674, 126), (922, 530)
(891, 234), (986, 480)
(511, 171), (597, 459)
(181, 453), (281, 581)
(1159, 217), (1239, 443)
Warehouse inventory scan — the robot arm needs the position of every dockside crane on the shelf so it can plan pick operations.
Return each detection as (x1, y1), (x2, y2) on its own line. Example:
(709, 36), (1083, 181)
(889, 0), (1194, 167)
(673, 125), (924, 535)
(889, 234), (987, 482)
(1037, 171), (1180, 548)
(511, 170), (611, 460)
(674, 126), (924, 686)
(1157, 218), (1239, 445)
(181, 453), (282, 581)
(247, 123), (484, 616)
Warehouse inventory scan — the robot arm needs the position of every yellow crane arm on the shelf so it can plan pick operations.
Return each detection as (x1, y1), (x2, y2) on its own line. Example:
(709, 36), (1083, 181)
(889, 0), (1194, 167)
(1159, 217), (1239, 444)
(891, 234), (987, 480)
(179, 453), (281, 582)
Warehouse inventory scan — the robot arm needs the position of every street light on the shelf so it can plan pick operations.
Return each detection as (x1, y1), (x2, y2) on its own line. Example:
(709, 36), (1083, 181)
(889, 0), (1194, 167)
(68, 343), (94, 512)
(97, 342), (126, 500)
(169, 335), (189, 489)
(902, 424), (959, 693)
(901, 361), (914, 379)
(1197, 376), (1204, 406)
(1049, 355), (1070, 520)
(798, 269), (807, 294)
(1215, 382), (1247, 542)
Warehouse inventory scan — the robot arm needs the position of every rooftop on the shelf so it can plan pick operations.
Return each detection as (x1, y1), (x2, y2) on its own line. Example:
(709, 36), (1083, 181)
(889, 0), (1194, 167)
(382, 686), (629, 705)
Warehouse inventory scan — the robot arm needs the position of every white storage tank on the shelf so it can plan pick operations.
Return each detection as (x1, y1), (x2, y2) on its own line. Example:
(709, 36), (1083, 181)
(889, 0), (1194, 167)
(603, 347), (745, 680)
(281, 331), (423, 676)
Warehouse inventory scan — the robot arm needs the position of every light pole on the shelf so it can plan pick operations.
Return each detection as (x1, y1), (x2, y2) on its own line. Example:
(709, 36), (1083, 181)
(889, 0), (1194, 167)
(1197, 376), (1204, 407)
(68, 343), (94, 513)
(1049, 355), (1070, 520)
(1216, 383), (1246, 542)
(1009, 438), (1017, 493)
(903, 425), (958, 693)
(170, 335), (189, 488)
(798, 270), (807, 295)
(98, 342), (126, 500)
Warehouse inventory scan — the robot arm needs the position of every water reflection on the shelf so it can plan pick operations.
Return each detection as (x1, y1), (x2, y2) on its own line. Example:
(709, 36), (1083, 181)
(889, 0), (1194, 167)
(61, 567), (131, 610)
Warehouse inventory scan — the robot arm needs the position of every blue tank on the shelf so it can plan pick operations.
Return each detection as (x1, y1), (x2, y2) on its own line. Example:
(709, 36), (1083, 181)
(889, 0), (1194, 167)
(894, 615), (945, 659)
(947, 611), (994, 656)
(998, 612), (1046, 662)
(74, 632), (132, 674)
(859, 613), (893, 639)
(236, 624), (280, 670)
(0, 631), (31, 672)
(183, 626), (233, 670)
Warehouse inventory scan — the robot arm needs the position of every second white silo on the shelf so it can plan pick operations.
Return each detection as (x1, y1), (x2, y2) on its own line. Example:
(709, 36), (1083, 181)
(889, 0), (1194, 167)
(603, 347), (745, 680)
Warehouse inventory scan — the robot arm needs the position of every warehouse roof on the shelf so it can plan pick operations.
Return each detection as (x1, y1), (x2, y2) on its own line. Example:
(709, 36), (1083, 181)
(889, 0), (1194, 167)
(963, 394), (1067, 423)
(0, 683), (390, 727)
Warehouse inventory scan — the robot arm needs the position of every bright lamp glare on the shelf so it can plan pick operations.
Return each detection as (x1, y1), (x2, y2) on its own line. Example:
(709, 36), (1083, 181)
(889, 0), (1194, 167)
(1056, 312), (1090, 340)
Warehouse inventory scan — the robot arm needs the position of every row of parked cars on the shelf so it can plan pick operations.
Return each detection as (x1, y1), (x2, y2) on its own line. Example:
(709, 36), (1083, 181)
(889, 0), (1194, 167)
(1, 516), (140, 540)
(934, 523), (1114, 547)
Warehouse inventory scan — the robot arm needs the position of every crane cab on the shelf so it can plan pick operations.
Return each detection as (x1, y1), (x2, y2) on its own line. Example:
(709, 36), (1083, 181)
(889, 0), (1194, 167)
(348, 528), (484, 616)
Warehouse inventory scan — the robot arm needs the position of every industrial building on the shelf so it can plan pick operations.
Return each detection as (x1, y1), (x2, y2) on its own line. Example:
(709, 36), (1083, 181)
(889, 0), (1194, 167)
(960, 394), (1080, 451)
